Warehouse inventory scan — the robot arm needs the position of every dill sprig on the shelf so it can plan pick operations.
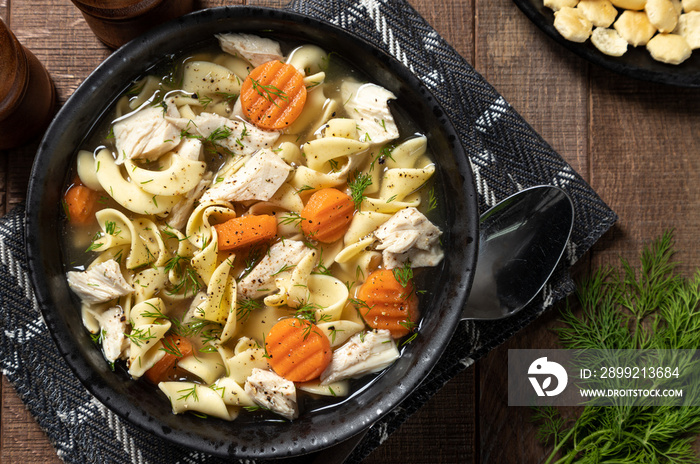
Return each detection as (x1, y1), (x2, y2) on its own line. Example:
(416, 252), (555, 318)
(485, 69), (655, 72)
(85, 231), (103, 252)
(105, 220), (120, 236)
(177, 385), (199, 402)
(271, 263), (296, 276)
(206, 125), (232, 143)
(279, 212), (304, 228)
(167, 267), (203, 298)
(240, 246), (266, 280)
(215, 91), (238, 104)
(392, 260), (413, 288)
(236, 297), (262, 323)
(426, 185), (438, 212)
(348, 170), (372, 209)
(250, 78), (289, 107)
(312, 249), (333, 276)
(160, 335), (184, 357)
(349, 297), (374, 316)
(294, 301), (324, 323)
(126, 327), (156, 348)
(533, 231), (700, 464)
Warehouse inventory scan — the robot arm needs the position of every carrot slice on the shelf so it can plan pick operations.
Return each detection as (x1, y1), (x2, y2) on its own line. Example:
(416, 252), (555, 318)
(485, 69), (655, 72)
(357, 269), (419, 339)
(240, 60), (307, 130)
(265, 318), (332, 383)
(300, 188), (355, 243)
(214, 215), (278, 251)
(144, 334), (193, 384)
(64, 182), (100, 224)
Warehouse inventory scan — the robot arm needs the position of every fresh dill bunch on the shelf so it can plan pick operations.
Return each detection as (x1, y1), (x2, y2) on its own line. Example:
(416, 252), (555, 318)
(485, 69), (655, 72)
(534, 231), (700, 464)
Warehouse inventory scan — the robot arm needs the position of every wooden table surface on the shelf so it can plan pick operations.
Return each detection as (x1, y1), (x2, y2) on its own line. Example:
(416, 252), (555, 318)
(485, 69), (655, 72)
(1, 0), (699, 462)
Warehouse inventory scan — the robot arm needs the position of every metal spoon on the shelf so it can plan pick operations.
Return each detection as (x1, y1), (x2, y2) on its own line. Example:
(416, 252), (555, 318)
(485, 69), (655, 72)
(313, 184), (575, 464)
(461, 184), (574, 320)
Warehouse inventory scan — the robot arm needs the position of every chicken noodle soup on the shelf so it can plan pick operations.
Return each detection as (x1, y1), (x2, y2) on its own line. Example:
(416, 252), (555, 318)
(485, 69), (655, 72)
(62, 33), (444, 421)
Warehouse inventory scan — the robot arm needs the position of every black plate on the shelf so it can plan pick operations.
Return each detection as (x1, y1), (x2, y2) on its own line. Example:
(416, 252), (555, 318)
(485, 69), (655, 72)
(25, 6), (479, 460)
(513, 0), (700, 87)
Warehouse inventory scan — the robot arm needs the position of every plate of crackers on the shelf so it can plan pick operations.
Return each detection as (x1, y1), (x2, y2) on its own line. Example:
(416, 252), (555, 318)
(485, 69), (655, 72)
(513, 0), (700, 87)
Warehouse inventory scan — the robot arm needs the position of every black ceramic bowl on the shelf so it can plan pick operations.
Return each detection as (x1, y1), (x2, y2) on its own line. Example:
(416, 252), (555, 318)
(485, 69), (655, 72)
(25, 6), (479, 459)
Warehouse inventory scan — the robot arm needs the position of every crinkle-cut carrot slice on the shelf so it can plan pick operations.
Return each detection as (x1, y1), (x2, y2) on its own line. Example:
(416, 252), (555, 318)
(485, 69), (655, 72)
(357, 269), (419, 339)
(240, 60), (307, 130)
(300, 188), (355, 243)
(265, 318), (332, 382)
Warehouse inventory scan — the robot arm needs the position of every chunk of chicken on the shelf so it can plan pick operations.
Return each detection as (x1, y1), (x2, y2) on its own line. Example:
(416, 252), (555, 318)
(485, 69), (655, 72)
(374, 207), (443, 269)
(166, 174), (212, 231)
(168, 112), (280, 157)
(67, 259), (133, 304)
(113, 102), (181, 165)
(200, 148), (291, 203)
(244, 368), (298, 420)
(96, 306), (129, 363)
(172, 137), (202, 161)
(341, 81), (400, 145)
(237, 240), (313, 299)
(217, 33), (284, 68)
(320, 330), (399, 385)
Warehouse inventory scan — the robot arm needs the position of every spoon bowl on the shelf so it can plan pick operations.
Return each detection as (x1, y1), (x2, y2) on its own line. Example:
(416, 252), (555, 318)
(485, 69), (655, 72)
(462, 185), (574, 320)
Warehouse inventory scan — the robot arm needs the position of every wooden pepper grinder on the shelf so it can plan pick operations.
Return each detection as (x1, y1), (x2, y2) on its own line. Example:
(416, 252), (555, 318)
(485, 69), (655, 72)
(0, 19), (56, 151)
(70, 0), (195, 49)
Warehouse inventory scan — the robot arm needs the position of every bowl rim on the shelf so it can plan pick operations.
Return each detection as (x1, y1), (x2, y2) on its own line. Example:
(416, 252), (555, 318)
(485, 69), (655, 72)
(25, 5), (479, 458)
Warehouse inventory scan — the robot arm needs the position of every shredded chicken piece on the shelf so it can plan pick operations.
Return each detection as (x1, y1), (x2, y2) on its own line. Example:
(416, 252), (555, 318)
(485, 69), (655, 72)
(200, 148), (291, 203)
(237, 240), (313, 299)
(172, 137), (202, 161)
(341, 81), (400, 145)
(96, 306), (129, 363)
(244, 368), (298, 420)
(67, 259), (133, 304)
(374, 207), (443, 268)
(217, 33), (284, 67)
(320, 330), (399, 385)
(167, 112), (280, 156)
(166, 174), (212, 231)
(113, 101), (181, 164)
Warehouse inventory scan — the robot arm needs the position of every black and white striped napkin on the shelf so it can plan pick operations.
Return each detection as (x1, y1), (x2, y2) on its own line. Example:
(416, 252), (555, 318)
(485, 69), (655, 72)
(0, 0), (616, 462)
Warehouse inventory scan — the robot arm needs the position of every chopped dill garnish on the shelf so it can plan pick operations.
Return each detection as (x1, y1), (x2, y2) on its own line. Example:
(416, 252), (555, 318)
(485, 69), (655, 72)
(349, 297), (374, 316)
(250, 78), (289, 107)
(198, 95), (212, 109)
(167, 268), (202, 298)
(392, 260), (413, 288)
(236, 298), (262, 323)
(279, 212), (303, 228)
(206, 125), (232, 142)
(427, 186), (438, 212)
(177, 385), (199, 402)
(126, 327), (156, 348)
(348, 170), (372, 209)
(104, 220), (120, 236)
(85, 231), (103, 252)
(271, 263), (296, 276)
(160, 335), (184, 357)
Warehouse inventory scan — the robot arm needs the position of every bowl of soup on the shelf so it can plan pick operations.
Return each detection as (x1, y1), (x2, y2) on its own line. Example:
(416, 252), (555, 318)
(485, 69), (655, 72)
(25, 6), (478, 458)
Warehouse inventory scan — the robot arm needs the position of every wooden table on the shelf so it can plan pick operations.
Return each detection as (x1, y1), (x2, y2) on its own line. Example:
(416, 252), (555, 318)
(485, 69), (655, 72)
(1, 0), (698, 462)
